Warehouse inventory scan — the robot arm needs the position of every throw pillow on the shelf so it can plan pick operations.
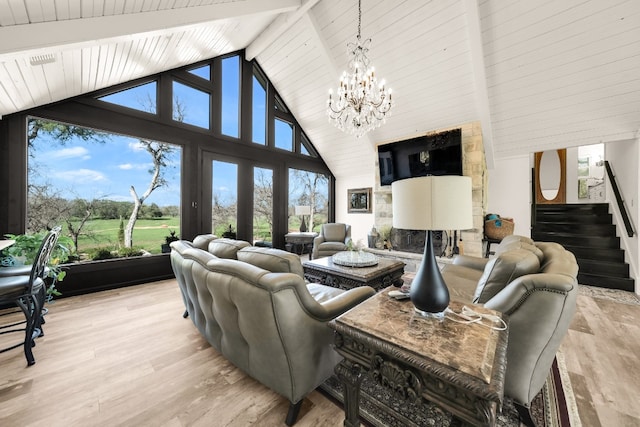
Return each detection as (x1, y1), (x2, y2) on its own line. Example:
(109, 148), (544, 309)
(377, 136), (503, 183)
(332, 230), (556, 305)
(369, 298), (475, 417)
(207, 238), (251, 259)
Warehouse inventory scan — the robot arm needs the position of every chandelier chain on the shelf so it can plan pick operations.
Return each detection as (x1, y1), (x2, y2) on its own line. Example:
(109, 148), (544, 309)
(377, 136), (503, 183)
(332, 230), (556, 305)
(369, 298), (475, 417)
(326, 0), (393, 138)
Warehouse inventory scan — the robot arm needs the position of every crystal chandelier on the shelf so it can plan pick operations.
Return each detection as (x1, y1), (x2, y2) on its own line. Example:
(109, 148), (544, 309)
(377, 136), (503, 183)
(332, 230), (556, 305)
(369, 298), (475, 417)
(327, 0), (393, 138)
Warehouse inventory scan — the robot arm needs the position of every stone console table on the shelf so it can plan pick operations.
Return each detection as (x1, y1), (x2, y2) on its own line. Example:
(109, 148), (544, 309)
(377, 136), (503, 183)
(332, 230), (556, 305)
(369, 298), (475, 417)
(329, 288), (508, 427)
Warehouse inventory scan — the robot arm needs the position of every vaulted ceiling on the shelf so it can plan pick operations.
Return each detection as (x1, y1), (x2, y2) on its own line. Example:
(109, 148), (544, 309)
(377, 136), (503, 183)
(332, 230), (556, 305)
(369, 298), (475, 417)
(1, 0), (638, 178)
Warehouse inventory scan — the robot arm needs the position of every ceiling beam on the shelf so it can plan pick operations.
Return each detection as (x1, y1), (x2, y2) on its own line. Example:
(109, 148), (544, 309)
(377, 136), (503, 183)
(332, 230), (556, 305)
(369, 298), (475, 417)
(0, 0), (300, 56)
(246, 0), (321, 61)
(463, 0), (495, 169)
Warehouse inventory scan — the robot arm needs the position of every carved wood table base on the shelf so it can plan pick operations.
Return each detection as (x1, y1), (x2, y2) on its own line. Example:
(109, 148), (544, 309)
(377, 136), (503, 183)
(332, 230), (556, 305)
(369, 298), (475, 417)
(329, 288), (508, 427)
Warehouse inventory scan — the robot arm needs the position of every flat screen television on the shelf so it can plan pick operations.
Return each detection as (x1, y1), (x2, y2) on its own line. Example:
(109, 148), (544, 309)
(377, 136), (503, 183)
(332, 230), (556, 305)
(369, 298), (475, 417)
(377, 128), (462, 186)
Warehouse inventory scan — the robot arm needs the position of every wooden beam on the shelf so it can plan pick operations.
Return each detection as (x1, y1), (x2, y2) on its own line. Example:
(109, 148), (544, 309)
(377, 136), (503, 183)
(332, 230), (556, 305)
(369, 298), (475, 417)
(0, 0), (300, 56)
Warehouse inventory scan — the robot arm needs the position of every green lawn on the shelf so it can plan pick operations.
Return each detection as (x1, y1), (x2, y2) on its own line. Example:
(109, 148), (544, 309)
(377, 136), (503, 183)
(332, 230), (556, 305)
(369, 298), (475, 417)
(75, 217), (180, 255)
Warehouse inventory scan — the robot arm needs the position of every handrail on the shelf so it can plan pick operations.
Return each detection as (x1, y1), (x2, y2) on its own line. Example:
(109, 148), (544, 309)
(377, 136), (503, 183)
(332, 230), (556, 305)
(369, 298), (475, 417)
(604, 161), (635, 238)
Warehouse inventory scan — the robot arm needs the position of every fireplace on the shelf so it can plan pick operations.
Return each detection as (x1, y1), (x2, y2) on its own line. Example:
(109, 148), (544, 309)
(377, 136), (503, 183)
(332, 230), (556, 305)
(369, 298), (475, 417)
(390, 228), (446, 256)
(373, 122), (487, 258)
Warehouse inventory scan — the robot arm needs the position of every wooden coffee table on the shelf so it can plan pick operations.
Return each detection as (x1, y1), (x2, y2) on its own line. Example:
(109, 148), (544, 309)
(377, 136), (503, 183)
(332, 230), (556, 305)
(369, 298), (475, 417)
(303, 255), (404, 291)
(329, 288), (508, 427)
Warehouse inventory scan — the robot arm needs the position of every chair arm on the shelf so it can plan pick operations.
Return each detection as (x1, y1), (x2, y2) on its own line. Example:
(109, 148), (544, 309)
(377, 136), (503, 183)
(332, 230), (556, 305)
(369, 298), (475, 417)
(452, 254), (489, 271)
(315, 286), (375, 320)
(0, 265), (32, 277)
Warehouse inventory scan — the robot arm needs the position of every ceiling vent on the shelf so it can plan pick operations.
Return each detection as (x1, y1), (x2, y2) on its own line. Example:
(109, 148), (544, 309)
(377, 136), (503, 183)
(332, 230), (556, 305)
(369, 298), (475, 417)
(30, 53), (56, 66)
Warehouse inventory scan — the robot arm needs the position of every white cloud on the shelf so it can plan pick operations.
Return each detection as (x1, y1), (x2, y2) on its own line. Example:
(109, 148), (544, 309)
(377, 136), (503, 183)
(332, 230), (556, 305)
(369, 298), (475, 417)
(49, 146), (91, 160)
(118, 163), (149, 170)
(128, 141), (145, 152)
(53, 169), (107, 182)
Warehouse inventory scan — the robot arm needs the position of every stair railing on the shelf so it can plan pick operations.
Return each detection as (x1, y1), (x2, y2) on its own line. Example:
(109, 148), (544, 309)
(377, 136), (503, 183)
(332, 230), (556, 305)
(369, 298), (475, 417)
(604, 161), (635, 238)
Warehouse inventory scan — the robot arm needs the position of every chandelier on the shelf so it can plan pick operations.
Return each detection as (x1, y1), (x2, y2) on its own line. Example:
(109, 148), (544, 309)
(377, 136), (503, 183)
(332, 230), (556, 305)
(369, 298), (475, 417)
(327, 0), (393, 138)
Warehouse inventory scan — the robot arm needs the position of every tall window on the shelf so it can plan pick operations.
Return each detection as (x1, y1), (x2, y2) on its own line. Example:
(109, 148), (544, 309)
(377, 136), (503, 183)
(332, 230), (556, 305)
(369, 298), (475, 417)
(288, 169), (329, 232)
(252, 72), (267, 145)
(27, 118), (181, 258)
(212, 160), (238, 236)
(254, 167), (273, 243)
(221, 55), (240, 137)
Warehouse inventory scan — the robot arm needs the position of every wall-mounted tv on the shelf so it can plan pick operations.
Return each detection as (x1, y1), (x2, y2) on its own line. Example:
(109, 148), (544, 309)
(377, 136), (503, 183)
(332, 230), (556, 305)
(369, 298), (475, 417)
(377, 128), (462, 186)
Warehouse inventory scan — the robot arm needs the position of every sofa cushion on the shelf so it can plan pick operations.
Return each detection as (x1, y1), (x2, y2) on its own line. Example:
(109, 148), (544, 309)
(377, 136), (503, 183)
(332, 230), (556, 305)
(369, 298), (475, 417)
(323, 223), (346, 242)
(306, 282), (345, 303)
(192, 234), (218, 250)
(237, 246), (305, 278)
(207, 238), (251, 259)
(473, 249), (540, 303)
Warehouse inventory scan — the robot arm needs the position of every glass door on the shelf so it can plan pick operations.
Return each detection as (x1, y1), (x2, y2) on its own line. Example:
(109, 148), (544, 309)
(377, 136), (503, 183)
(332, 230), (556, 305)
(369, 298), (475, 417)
(253, 167), (273, 245)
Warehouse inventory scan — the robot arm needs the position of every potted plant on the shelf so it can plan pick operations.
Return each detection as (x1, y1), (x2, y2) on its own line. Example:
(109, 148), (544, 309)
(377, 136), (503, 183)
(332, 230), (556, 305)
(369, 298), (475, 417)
(1, 230), (74, 301)
(161, 230), (179, 253)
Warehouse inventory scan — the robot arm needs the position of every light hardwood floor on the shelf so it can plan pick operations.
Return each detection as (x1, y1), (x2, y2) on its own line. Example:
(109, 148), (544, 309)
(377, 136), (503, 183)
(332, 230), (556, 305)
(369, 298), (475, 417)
(0, 279), (638, 427)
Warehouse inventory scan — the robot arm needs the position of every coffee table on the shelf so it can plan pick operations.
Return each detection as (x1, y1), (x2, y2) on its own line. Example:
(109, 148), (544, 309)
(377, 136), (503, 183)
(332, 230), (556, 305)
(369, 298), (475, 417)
(303, 255), (404, 291)
(329, 288), (508, 427)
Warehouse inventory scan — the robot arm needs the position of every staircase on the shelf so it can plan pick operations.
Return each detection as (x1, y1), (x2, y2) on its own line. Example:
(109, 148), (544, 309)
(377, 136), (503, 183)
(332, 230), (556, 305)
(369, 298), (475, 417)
(532, 203), (634, 291)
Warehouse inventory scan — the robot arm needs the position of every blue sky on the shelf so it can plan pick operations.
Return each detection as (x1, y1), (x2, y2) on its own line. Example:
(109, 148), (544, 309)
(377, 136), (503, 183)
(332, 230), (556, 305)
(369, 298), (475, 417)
(30, 132), (182, 207)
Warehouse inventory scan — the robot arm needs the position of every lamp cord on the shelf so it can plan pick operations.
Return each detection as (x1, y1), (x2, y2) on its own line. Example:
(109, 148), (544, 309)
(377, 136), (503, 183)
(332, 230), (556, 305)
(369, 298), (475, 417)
(357, 0), (362, 40)
(445, 306), (507, 331)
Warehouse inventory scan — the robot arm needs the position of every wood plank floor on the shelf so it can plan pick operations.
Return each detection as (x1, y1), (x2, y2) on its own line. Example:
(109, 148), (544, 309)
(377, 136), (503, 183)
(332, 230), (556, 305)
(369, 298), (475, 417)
(0, 279), (638, 426)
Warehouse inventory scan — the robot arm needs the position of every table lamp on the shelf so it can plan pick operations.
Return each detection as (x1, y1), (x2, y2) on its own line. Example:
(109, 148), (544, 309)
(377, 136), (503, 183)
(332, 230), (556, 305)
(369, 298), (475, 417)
(392, 176), (473, 318)
(294, 205), (311, 232)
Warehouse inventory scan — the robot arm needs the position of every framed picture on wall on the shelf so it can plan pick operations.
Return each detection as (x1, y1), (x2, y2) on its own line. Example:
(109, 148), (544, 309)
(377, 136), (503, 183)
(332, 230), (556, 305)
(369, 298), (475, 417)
(348, 187), (372, 213)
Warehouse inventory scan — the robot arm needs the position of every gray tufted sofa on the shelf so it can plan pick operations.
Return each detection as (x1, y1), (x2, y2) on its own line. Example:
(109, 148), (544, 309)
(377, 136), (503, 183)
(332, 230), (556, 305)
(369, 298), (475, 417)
(169, 236), (375, 426)
(440, 235), (578, 426)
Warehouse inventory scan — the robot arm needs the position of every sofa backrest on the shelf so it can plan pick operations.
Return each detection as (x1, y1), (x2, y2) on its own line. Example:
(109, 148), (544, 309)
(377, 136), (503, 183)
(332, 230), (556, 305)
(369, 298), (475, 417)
(536, 241), (579, 277)
(321, 223), (350, 242)
(237, 246), (305, 279)
(473, 248), (540, 303)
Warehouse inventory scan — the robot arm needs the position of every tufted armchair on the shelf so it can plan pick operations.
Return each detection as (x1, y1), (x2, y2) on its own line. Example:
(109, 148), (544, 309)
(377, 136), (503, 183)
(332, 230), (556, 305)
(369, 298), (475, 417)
(311, 223), (352, 260)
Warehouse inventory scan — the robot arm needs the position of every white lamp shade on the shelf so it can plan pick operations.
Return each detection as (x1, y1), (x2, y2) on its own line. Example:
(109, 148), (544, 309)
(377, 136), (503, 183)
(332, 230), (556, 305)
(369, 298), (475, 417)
(392, 176), (473, 231)
(294, 205), (311, 215)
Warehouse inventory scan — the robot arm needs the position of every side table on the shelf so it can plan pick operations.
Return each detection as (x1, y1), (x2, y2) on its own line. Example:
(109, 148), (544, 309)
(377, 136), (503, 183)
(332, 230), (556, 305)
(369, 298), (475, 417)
(284, 232), (317, 255)
(329, 289), (508, 427)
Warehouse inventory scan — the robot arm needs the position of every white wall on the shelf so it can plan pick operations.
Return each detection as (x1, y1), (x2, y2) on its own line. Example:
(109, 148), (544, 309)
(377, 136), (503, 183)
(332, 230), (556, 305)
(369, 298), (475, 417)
(336, 172), (376, 248)
(605, 138), (639, 293)
(487, 155), (531, 237)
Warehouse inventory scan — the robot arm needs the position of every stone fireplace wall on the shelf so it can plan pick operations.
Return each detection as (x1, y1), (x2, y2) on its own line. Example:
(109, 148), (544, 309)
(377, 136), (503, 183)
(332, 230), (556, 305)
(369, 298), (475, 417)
(373, 121), (487, 258)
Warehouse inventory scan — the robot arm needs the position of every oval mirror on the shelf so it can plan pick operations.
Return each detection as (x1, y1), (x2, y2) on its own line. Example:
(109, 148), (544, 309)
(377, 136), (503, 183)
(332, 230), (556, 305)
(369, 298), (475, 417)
(539, 150), (561, 200)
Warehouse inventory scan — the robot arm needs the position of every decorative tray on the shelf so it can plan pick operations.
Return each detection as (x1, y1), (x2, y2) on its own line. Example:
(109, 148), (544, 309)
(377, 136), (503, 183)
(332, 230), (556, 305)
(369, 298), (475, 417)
(332, 251), (379, 267)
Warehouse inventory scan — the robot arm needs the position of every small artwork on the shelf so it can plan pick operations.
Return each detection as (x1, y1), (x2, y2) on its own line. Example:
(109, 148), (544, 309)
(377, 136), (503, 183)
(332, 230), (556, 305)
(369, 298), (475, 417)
(577, 157), (590, 177)
(348, 187), (372, 213)
(578, 178), (588, 199)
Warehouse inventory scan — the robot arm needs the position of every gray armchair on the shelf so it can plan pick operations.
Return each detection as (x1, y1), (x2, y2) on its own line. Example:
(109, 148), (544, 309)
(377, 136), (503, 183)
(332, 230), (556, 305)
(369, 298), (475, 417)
(311, 223), (352, 259)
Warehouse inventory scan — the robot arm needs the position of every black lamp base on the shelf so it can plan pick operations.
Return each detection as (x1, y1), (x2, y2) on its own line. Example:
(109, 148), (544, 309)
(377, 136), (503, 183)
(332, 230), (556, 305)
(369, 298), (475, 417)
(299, 216), (307, 233)
(409, 230), (450, 316)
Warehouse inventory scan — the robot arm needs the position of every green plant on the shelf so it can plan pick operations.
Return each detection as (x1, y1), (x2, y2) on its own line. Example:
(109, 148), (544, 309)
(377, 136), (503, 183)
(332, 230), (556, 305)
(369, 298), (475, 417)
(164, 230), (179, 244)
(91, 248), (115, 260)
(2, 230), (74, 300)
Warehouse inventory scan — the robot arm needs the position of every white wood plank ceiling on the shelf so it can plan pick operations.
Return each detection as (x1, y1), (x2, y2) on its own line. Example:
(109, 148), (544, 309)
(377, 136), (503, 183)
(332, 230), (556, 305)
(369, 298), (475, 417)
(1, 0), (639, 178)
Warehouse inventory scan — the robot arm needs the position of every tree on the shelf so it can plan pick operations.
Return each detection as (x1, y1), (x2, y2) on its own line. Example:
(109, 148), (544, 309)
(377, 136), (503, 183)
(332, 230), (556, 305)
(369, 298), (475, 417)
(124, 140), (175, 247)
(123, 98), (183, 247)
(65, 198), (96, 251)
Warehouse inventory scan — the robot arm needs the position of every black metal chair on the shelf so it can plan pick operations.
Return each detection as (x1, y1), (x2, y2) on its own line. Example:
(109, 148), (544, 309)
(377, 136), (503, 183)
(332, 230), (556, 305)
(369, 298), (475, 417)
(0, 226), (61, 365)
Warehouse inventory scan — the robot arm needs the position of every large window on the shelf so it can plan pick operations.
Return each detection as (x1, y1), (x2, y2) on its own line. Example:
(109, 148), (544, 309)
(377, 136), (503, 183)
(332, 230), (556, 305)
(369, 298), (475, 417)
(1, 52), (334, 295)
(27, 118), (181, 259)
